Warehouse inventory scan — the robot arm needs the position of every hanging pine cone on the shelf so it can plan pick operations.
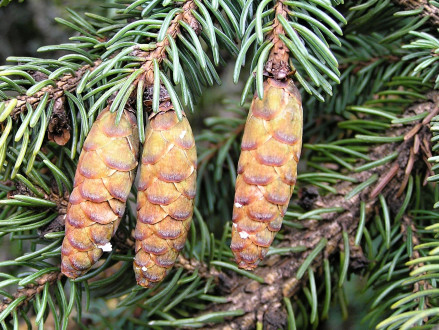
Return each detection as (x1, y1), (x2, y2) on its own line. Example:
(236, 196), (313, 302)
(134, 108), (197, 288)
(230, 78), (303, 270)
(61, 108), (139, 278)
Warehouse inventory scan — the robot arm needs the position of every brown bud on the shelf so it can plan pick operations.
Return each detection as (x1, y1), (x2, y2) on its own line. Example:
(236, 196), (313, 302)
(48, 97), (71, 146)
(61, 108), (139, 278)
(134, 109), (197, 288)
(230, 78), (303, 270)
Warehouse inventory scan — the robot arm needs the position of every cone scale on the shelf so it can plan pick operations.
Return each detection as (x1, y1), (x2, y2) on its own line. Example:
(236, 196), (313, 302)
(134, 109), (197, 288)
(61, 108), (139, 278)
(230, 78), (303, 270)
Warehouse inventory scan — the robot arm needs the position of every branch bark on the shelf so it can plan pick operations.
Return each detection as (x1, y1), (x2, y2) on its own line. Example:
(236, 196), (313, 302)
(10, 59), (101, 119)
(135, 0), (199, 87)
(7, 0), (201, 121)
(199, 93), (438, 329)
(0, 272), (61, 314)
(392, 0), (439, 25)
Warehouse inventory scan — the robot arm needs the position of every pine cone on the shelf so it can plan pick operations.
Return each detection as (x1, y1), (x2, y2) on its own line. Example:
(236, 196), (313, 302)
(134, 109), (197, 288)
(61, 108), (139, 278)
(230, 78), (303, 270)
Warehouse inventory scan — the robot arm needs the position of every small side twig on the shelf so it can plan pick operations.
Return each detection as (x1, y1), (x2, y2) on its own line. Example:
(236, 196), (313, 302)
(0, 272), (61, 314)
(10, 59), (102, 119)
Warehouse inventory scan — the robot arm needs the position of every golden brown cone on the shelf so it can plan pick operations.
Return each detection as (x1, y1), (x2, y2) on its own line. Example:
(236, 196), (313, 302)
(61, 108), (139, 278)
(134, 109), (197, 288)
(230, 78), (303, 270)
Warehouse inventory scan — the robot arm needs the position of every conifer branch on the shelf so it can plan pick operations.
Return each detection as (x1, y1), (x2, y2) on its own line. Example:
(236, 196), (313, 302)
(235, 0), (345, 102)
(135, 0), (199, 86)
(201, 94), (436, 329)
(0, 271), (61, 313)
(8, 60), (101, 119)
(2, 1), (439, 327)
(392, 0), (439, 26)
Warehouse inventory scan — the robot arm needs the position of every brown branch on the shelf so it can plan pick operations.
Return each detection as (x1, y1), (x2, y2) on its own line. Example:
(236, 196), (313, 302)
(6, 1), (200, 126)
(0, 271), (61, 314)
(392, 0), (439, 26)
(198, 93), (438, 329)
(10, 59), (101, 119)
(135, 0), (200, 87)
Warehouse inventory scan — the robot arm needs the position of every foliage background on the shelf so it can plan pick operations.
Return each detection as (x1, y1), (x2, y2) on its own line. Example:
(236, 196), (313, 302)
(1, 0), (439, 329)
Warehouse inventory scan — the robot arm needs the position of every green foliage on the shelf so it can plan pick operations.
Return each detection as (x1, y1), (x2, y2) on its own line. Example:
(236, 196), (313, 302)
(1, 0), (439, 329)
(236, 0), (346, 102)
(403, 30), (439, 89)
(0, 0), (24, 7)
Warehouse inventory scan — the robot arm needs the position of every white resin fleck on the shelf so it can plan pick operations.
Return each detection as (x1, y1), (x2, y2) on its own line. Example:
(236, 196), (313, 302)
(98, 242), (112, 252)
